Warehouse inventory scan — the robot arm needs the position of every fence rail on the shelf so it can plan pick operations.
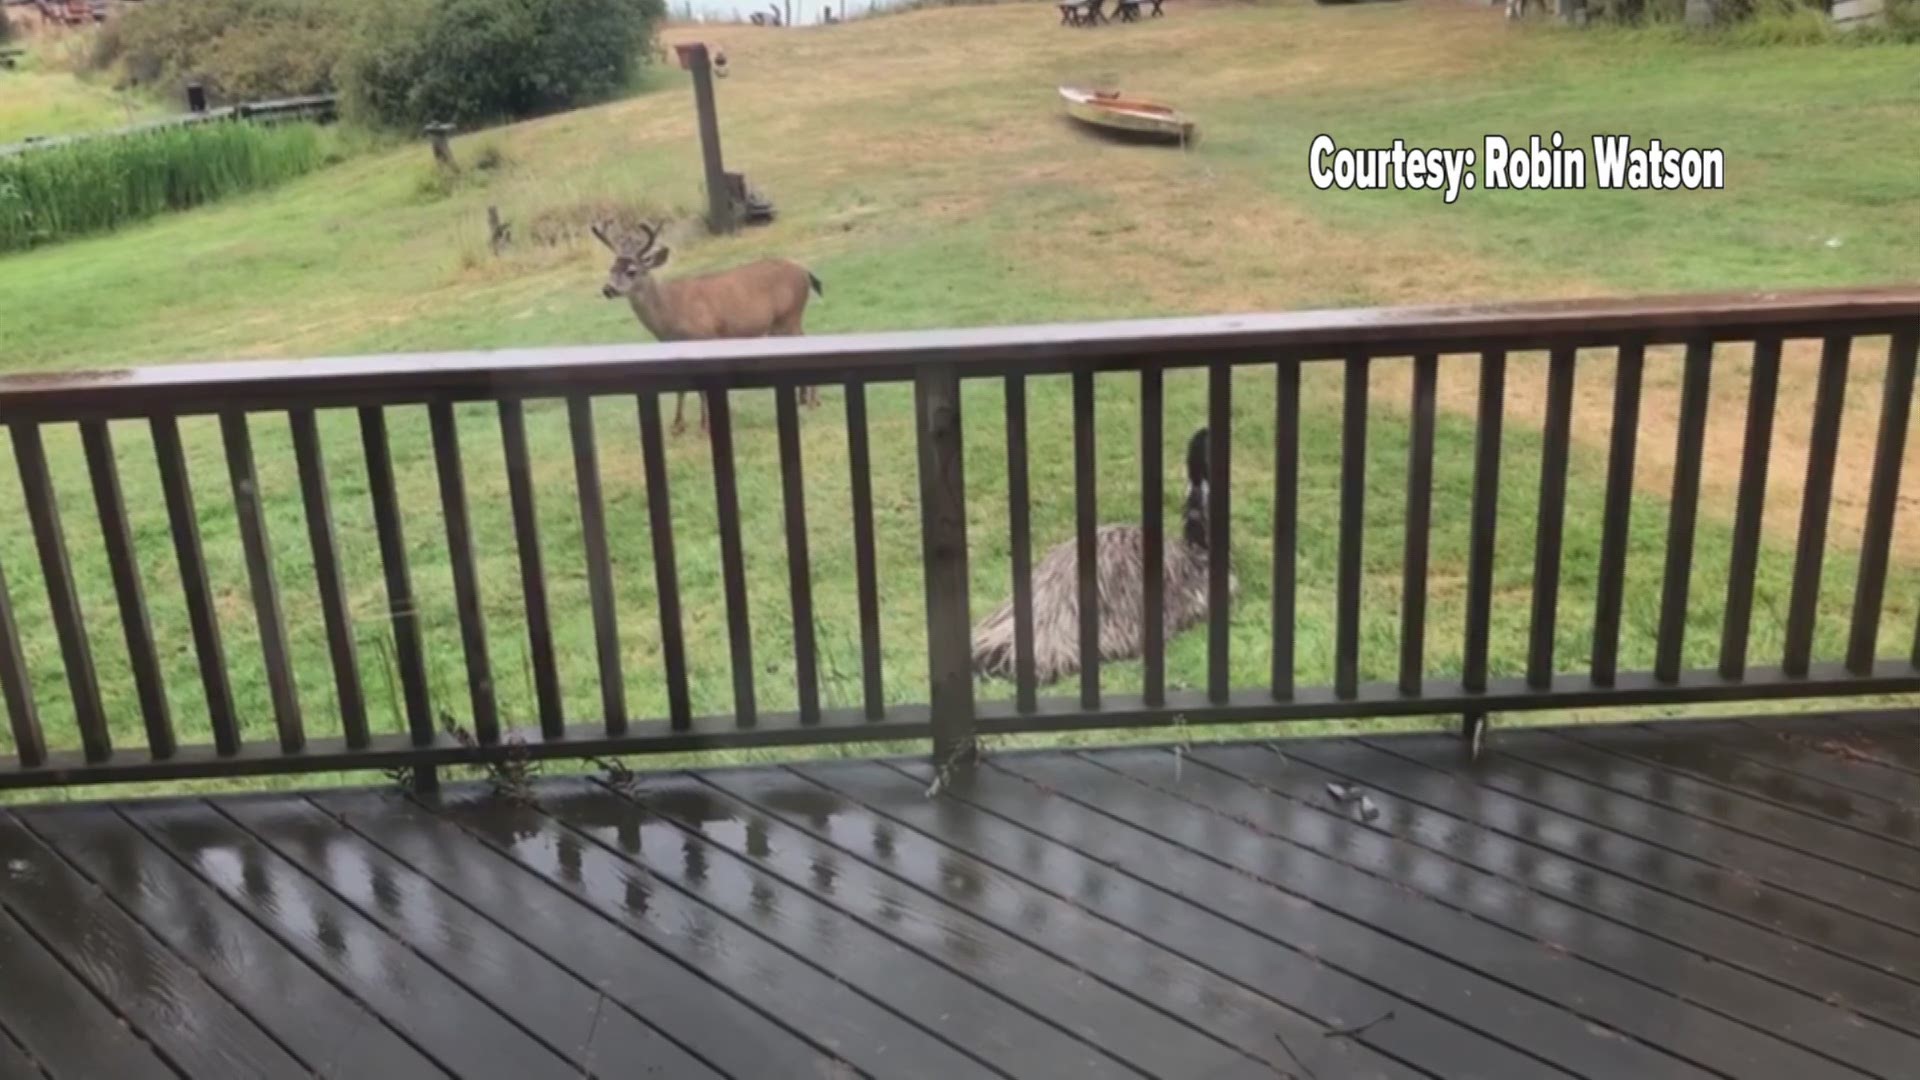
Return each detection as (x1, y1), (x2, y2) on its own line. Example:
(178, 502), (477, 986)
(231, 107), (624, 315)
(0, 94), (337, 159)
(0, 285), (1917, 790)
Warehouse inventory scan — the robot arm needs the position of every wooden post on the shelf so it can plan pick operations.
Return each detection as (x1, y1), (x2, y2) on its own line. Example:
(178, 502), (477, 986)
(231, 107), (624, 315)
(915, 366), (975, 778)
(684, 44), (735, 235)
(424, 122), (456, 170)
(185, 82), (208, 114)
(486, 206), (510, 255)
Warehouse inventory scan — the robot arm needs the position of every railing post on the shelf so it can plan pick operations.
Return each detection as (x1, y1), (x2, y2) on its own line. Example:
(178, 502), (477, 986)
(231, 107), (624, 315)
(916, 365), (975, 779)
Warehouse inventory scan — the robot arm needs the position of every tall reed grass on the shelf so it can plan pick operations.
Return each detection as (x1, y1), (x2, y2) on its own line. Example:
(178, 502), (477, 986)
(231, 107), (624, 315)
(0, 120), (328, 253)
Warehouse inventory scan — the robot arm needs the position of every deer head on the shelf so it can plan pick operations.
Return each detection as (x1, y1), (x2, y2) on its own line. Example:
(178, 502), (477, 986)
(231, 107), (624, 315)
(594, 220), (670, 300)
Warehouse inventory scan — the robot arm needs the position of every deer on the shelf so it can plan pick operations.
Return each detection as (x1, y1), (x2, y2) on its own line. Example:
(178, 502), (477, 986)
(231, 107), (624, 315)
(593, 220), (823, 434)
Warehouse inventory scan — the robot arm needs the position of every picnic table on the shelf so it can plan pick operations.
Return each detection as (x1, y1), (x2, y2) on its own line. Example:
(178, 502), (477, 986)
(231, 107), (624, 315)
(1059, 0), (1108, 24)
(1059, 0), (1160, 24)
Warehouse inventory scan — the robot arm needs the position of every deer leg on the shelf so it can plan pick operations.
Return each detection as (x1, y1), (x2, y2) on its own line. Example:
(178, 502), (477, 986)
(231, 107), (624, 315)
(700, 390), (710, 433)
(672, 392), (687, 435)
(778, 325), (817, 408)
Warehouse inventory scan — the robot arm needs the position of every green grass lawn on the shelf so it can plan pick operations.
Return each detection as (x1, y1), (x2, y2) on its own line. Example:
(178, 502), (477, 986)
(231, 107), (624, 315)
(1, 1), (1917, 799)
(0, 44), (162, 146)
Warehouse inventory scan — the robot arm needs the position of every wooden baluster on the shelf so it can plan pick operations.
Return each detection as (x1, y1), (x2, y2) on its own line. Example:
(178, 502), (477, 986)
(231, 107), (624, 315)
(1463, 349), (1507, 692)
(221, 412), (303, 753)
(1271, 360), (1299, 701)
(0, 552), (42, 768)
(569, 396), (626, 735)
(1654, 340), (1713, 684)
(13, 423), (109, 761)
(1720, 337), (1781, 680)
(429, 402), (497, 744)
(638, 393), (692, 729)
(499, 400), (564, 738)
(1849, 330), (1918, 674)
(845, 384), (885, 721)
(290, 409), (368, 749)
(1591, 342), (1644, 687)
(1336, 354), (1368, 700)
(1400, 353), (1438, 696)
(153, 416), (238, 754)
(1139, 368), (1164, 709)
(776, 389), (820, 724)
(1526, 347), (1575, 690)
(1462, 350), (1506, 752)
(1783, 335), (1850, 678)
(708, 391), (757, 727)
(358, 406), (432, 745)
(1072, 371), (1099, 710)
(1003, 377), (1038, 713)
(81, 420), (173, 758)
(1206, 364), (1232, 704)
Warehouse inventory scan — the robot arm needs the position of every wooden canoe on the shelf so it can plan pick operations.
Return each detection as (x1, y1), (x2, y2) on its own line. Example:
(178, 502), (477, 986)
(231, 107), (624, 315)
(1058, 86), (1195, 143)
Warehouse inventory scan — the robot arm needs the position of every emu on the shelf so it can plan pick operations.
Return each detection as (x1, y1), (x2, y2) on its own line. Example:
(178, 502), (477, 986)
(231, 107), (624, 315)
(594, 220), (823, 433)
(972, 427), (1235, 685)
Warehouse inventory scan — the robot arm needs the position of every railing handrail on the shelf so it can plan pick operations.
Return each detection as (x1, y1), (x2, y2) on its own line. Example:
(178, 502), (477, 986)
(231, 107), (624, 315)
(6, 284), (1920, 421)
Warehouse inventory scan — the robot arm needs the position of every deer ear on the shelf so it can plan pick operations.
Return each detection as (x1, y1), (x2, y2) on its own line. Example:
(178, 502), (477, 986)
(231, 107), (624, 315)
(644, 245), (671, 269)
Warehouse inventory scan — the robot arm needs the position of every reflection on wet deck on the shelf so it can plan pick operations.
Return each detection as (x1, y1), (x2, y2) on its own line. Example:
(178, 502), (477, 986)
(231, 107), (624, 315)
(4, 715), (1920, 1079)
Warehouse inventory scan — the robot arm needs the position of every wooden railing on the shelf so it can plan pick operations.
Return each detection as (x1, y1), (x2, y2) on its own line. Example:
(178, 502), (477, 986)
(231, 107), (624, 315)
(1, 285), (1918, 790)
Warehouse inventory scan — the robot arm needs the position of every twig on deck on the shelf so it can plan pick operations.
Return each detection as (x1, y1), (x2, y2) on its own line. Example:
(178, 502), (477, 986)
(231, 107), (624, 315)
(1324, 1009), (1395, 1040)
(1271, 1029), (1318, 1080)
(578, 989), (607, 1078)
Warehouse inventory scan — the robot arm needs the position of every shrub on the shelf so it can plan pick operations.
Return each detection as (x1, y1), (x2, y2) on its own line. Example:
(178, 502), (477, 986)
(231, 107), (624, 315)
(1585, 0), (1919, 35)
(0, 120), (327, 252)
(339, 0), (665, 129)
(1885, 0), (1920, 38)
(91, 0), (353, 103)
(471, 140), (509, 171)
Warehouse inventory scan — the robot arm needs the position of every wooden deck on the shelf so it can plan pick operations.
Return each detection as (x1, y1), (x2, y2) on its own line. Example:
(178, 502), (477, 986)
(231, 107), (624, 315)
(3, 713), (1919, 1079)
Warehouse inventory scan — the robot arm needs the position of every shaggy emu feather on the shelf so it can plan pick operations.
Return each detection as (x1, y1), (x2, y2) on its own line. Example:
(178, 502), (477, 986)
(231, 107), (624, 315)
(972, 427), (1236, 685)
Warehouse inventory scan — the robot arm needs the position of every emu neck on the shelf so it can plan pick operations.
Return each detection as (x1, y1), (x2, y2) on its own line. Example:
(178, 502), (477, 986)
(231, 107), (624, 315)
(1183, 487), (1208, 550)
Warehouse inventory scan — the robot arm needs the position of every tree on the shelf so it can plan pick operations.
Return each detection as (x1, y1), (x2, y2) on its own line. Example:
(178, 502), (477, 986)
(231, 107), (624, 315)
(341, 0), (665, 129)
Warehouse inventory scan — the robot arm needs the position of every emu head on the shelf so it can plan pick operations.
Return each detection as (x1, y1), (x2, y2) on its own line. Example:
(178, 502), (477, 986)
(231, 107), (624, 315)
(1183, 427), (1212, 549)
(593, 220), (670, 300)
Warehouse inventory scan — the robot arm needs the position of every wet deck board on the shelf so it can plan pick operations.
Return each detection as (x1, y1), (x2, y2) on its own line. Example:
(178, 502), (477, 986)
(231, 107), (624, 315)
(309, 788), (841, 1080)
(0, 815), (308, 1079)
(5, 715), (1920, 1080)
(13, 803), (445, 1079)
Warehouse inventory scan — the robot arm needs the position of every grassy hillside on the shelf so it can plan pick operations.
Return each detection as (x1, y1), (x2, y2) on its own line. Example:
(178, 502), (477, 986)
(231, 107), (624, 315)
(0, 47), (161, 145)
(0, 0), (1917, 789)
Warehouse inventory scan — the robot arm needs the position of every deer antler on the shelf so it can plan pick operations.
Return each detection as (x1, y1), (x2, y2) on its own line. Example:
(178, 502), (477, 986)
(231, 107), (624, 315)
(589, 221), (617, 250)
(632, 220), (662, 254)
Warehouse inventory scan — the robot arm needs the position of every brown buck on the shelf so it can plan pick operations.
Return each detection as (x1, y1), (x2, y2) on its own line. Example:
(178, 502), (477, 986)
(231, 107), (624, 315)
(594, 220), (823, 433)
